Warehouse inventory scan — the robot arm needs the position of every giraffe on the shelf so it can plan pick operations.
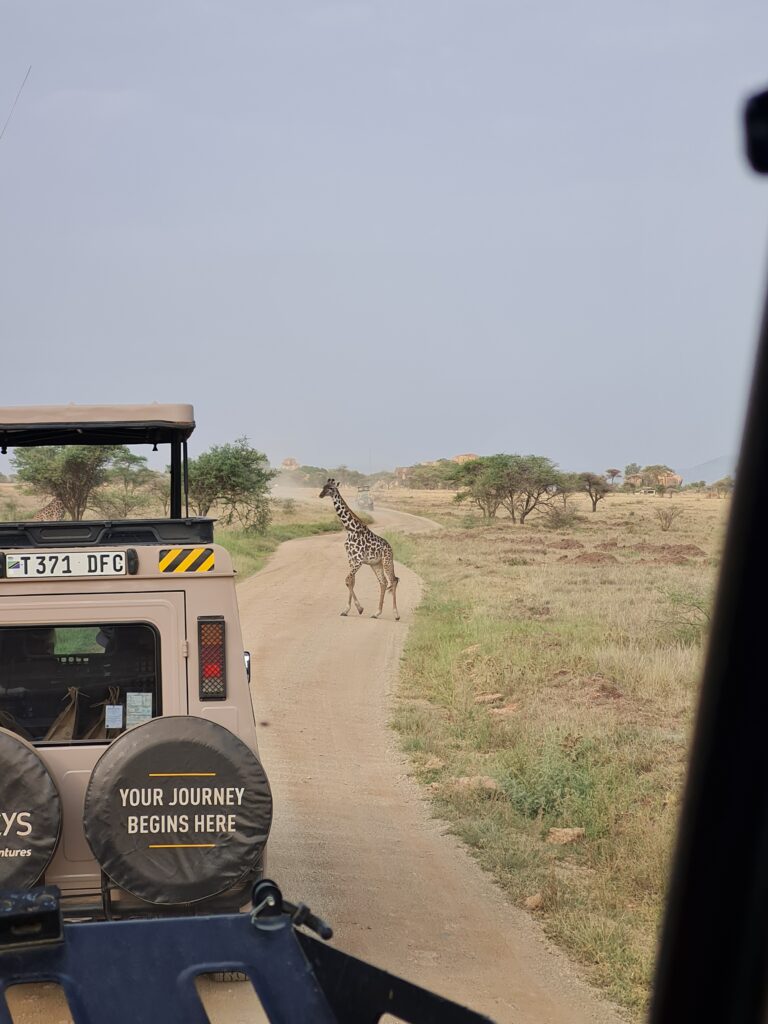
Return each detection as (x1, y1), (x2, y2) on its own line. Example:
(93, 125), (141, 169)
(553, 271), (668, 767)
(30, 498), (67, 521)
(319, 478), (400, 620)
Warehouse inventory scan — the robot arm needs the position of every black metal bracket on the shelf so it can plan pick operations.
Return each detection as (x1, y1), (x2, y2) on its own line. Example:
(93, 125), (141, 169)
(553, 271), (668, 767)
(251, 879), (334, 940)
(745, 87), (768, 173)
(0, 883), (495, 1024)
(0, 887), (62, 953)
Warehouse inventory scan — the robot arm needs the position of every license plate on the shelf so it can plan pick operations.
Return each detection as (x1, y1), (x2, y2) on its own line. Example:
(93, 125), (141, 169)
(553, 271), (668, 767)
(5, 551), (127, 579)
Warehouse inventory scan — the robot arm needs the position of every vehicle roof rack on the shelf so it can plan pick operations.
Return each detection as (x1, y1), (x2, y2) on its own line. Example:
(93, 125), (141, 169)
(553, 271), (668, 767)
(0, 404), (194, 448)
(0, 404), (195, 520)
(0, 518), (214, 550)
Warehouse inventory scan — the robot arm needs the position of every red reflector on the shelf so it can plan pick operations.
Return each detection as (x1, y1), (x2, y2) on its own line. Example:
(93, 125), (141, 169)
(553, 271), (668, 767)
(198, 616), (227, 700)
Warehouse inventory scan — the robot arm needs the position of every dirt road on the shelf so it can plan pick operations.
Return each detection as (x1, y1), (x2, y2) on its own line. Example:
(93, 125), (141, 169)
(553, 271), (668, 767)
(227, 502), (625, 1024)
(8, 502), (626, 1023)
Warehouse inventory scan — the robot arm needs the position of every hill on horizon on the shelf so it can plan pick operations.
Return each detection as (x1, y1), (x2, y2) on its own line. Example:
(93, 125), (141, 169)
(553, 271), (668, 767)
(678, 455), (735, 485)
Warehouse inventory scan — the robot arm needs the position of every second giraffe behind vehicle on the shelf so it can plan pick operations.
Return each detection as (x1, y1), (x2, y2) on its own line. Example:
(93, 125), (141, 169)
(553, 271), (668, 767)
(319, 478), (400, 620)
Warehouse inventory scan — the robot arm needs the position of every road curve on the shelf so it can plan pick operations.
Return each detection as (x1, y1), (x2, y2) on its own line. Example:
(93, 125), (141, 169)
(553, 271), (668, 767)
(229, 504), (625, 1024)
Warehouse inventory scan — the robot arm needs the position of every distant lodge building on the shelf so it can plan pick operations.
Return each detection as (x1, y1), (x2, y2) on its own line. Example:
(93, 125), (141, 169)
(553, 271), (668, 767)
(658, 471), (683, 489)
(280, 458), (300, 472)
(626, 471), (683, 490)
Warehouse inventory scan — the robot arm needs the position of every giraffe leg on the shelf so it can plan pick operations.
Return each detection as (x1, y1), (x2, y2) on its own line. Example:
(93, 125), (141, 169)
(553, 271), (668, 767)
(383, 549), (400, 621)
(369, 563), (387, 618)
(342, 565), (364, 616)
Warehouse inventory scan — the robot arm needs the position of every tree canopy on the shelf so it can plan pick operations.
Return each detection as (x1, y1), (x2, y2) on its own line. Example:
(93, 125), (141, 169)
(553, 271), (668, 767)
(187, 437), (277, 531)
(641, 464), (675, 485)
(712, 475), (734, 496)
(403, 461), (456, 490)
(12, 445), (124, 520)
(453, 454), (563, 522)
(89, 450), (153, 519)
(580, 472), (609, 511)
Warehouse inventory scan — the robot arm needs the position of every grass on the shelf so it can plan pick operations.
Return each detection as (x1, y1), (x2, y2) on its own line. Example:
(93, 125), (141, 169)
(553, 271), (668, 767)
(380, 488), (729, 1016)
(216, 496), (343, 578)
(218, 519), (343, 578)
(0, 477), (726, 1009)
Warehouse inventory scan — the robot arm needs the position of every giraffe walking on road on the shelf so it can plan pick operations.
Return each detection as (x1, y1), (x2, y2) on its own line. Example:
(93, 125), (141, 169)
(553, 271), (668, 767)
(319, 478), (400, 620)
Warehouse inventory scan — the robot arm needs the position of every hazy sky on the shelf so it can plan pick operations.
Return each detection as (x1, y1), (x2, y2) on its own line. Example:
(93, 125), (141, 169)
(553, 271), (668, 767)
(1, 1), (767, 475)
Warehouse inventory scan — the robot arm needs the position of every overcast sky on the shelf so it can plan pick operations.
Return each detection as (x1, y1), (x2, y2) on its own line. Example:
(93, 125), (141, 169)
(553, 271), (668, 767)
(1, 1), (767, 475)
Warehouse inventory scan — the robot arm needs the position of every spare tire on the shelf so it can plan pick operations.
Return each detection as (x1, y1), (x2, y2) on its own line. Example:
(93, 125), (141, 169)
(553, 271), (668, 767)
(0, 727), (62, 889)
(83, 716), (272, 905)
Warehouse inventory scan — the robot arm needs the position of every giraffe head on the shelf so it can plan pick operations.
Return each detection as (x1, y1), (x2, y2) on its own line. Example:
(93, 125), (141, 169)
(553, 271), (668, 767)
(319, 478), (340, 499)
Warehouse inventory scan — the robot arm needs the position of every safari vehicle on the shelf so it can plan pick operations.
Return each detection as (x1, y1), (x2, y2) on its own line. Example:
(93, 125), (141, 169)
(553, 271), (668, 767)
(356, 486), (374, 511)
(0, 406), (492, 1022)
(0, 404), (272, 919)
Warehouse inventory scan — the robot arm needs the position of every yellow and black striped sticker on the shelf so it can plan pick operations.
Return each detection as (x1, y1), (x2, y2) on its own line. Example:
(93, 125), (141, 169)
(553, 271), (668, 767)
(158, 548), (215, 573)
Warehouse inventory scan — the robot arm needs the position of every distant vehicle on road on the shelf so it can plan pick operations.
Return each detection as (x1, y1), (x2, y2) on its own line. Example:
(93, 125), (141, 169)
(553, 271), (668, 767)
(357, 487), (374, 511)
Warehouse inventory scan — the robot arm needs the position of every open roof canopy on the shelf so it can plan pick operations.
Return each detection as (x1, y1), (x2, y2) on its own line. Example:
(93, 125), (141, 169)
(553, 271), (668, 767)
(0, 404), (195, 449)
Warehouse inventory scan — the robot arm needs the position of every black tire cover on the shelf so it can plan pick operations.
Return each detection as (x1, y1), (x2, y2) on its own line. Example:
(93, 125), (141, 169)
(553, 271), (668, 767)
(0, 727), (62, 889)
(83, 716), (272, 905)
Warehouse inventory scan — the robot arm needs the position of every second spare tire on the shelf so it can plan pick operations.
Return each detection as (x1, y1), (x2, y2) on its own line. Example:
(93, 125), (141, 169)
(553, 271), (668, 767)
(0, 726), (62, 889)
(83, 716), (272, 905)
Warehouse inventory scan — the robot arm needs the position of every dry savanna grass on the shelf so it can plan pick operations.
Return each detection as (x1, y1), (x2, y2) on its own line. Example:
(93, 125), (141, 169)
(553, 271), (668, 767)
(379, 488), (729, 1016)
(219, 496), (342, 578)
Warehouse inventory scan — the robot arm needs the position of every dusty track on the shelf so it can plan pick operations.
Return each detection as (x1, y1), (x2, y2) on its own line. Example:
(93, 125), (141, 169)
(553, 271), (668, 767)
(227, 503), (625, 1024)
(9, 502), (626, 1023)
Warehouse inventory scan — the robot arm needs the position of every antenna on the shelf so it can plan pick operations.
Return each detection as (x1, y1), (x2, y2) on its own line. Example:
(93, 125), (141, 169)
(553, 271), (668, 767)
(0, 65), (32, 144)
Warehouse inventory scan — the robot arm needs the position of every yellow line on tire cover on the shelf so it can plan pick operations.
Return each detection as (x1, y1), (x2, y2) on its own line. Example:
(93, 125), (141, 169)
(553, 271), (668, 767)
(159, 548), (183, 572)
(175, 548), (205, 572)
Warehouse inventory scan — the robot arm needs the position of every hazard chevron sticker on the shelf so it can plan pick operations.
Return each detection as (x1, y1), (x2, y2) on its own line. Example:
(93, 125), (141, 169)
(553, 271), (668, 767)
(158, 548), (215, 573)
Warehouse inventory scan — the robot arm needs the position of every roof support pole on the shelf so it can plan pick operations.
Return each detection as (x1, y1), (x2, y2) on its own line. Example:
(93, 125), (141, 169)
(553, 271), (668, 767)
(170, 441), (182, 519)
(650, 88), (768, 1023)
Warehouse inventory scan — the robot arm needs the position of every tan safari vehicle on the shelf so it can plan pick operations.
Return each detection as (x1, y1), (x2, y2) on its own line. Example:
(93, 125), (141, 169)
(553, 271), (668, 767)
(0, 404), (272, 918)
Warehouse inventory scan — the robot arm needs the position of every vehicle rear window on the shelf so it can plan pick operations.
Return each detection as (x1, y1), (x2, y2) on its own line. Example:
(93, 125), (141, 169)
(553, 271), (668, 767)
(0, 624), (160, 743)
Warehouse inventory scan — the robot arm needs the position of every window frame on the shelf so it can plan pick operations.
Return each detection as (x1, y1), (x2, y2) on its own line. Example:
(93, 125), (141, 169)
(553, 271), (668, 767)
(0, 620), (162, 746)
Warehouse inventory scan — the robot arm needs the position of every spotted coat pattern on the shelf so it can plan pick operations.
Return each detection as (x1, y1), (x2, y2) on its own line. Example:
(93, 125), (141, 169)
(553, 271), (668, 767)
(319, 479), (400, 620)
(31, 498), (67, 522)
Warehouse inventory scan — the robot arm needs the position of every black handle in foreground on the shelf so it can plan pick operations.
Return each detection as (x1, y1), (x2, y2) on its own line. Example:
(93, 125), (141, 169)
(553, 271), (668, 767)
(650, 86), (768, 1023)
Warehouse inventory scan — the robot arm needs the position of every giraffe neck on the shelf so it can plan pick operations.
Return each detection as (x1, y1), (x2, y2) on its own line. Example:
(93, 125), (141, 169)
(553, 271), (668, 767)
(331, 491), (366, 533)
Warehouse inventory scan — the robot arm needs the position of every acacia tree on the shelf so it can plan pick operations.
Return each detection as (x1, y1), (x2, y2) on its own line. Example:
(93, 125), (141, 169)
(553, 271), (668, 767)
(452, 457), (504, 518)
(712, 475), (734, 497)
(297, 466), (330, 488)
(550, 471), (583, 508)
(502, 455), (561, 523)
(406, 461), (456, 490)
(606, 468), (621, 485)
(145, 471), (172, 515)
(641, 464), (674, 487)
(328, 465), (368, 487)
(12, 445), (123, 520)
(89, 451), (153, 518)
(454, 454), (562, 523)
(581, 472), (609, 512)
(187, 437), (277, 531)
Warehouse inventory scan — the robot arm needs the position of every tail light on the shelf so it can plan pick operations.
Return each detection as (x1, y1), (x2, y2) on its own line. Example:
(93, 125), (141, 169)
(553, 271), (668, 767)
(198, 616), (226, 700)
